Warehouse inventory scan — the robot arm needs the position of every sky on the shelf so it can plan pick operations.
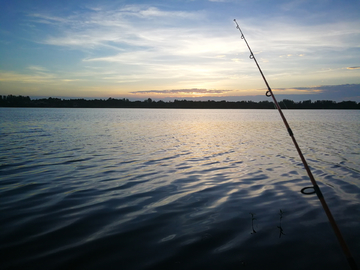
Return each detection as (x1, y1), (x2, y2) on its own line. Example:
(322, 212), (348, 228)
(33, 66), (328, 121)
(0, 0), (360, 102)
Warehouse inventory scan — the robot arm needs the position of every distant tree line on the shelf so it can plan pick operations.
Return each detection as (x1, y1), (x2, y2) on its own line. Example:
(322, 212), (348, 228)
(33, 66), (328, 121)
(1, 95), (359, 109)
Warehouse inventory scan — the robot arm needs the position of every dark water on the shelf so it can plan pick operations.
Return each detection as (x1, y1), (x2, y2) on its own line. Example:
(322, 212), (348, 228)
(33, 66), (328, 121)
(1, 108), (359, 270)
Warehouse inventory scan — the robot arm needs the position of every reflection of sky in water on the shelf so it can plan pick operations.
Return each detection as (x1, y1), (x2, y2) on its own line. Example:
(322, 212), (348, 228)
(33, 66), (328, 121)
(1, 108), (359, 269)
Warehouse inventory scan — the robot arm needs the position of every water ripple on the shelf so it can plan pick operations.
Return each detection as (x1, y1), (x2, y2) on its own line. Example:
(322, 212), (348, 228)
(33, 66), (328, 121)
(1, 108), (359, 270)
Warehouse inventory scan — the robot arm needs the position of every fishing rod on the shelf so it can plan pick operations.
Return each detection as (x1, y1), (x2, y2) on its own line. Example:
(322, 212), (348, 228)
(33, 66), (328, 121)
(233, 19), (358, 270)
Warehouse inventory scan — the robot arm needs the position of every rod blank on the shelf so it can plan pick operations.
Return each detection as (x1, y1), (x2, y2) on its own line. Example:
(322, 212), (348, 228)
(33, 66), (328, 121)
(234, 19), (357, 270)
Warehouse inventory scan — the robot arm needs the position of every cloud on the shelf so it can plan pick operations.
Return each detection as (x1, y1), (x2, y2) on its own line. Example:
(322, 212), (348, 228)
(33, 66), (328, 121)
(28, 5), (360, 68)
(272, 84), (360, 101)
(130, 88), (232, 95)
(347, 67), (360, 70)
(122, 6), (200, 19)
(27, 65), (48, 71)
(274, 84), (359, 92)
(0, 70), (55, 83)
(29, 13), (69, 25)
(30, 3), (358, 55)
(0, 67), (82, 84)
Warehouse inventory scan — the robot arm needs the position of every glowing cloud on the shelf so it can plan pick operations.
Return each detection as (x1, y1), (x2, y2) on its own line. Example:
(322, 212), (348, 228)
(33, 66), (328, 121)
(130, 89), (231, 95)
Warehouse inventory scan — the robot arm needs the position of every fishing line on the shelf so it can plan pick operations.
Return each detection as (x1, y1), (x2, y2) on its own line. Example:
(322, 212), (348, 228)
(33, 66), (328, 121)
(233, 19), (358, 270)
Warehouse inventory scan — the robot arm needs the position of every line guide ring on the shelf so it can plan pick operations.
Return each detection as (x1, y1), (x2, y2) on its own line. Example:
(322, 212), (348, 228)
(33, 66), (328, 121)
(301, 186), (316, 195)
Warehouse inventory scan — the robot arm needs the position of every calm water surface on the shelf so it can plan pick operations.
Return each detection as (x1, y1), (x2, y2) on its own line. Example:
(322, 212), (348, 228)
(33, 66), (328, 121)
(1, 108), (360, 270)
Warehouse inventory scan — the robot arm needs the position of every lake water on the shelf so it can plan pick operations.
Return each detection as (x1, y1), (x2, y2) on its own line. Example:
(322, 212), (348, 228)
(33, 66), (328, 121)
(1, 108), (360, 270)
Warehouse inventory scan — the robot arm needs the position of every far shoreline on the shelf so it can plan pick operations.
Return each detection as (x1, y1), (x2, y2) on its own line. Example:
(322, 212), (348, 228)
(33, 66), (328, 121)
(1, 95), (359, 109)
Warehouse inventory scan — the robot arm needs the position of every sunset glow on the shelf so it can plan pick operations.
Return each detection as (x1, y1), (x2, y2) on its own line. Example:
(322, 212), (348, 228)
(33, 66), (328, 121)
(1, 0), (359, 101)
